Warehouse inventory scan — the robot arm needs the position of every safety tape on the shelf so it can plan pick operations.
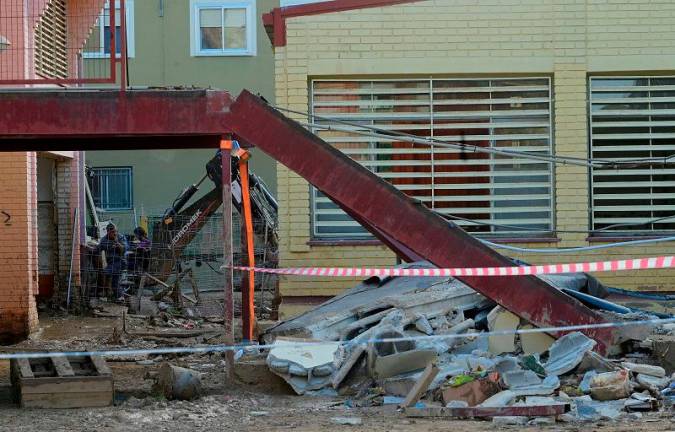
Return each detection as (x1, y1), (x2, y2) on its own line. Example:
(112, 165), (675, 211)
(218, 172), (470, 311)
(229, 255), (675, 277)
(2, 316), (673, 360)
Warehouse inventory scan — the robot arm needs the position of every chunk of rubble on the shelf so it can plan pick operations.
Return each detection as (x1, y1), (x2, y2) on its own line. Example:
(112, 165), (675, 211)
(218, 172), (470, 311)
(266, 338), (340, 395)
(487, 307), (520, 355)
(636, 373), (670, 390)
(624, 391), (658, 411)
(589, 370), (631, 401)
(519, 324), (555, 355)
(621, 362), (666, 378)
(574, 398), (625, 421)
(502, 370), (560, 396)
(479, 390), (516, 407)
(544, 332), (596, 376)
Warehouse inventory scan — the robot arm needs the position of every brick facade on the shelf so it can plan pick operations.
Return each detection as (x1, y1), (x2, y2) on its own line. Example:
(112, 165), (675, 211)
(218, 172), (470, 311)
(273, 0), (675, 316)
(0, 153), (39, 342)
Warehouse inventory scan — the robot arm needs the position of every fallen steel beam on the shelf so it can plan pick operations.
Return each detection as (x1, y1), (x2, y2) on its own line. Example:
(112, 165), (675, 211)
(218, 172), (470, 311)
(225, 90), (618, 353)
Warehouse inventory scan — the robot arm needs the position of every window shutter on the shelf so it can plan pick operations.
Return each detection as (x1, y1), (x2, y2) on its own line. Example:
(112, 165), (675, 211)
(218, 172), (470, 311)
(35, 0), (68, 79)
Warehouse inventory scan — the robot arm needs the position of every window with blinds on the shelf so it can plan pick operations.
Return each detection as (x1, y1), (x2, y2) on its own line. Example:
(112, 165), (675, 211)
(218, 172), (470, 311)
(590, 77), (675, 233)
(310, 78), (554, 239)
(35, 0), (68, 79)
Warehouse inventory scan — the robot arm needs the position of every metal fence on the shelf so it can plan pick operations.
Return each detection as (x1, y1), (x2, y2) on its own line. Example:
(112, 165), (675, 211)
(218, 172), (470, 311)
(0, 0), (127, 86)
(80, 210), (279, 322)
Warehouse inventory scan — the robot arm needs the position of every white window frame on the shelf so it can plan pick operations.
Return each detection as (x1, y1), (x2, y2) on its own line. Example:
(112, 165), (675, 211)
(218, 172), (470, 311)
(589, 75), (675, 234)
(309, 77), (555, 240)
(189, 0), (257, 57)
(83, 0), (135, 59)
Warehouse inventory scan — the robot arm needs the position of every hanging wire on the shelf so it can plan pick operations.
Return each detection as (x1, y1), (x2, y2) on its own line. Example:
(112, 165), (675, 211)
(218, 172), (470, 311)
(273, 104), (675, 169)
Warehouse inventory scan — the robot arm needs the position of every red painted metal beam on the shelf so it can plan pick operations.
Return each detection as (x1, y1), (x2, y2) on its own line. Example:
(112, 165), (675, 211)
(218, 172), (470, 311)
(225, 90), (618, 353)
(0, 89), (234, 141)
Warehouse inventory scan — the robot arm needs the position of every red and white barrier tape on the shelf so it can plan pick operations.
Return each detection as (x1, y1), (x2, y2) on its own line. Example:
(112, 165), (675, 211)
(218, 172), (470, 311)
(230, 255), (675, 277)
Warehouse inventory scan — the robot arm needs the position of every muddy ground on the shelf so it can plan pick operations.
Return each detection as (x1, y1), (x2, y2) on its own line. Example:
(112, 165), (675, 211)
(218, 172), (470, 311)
(0, 311), (673, 432)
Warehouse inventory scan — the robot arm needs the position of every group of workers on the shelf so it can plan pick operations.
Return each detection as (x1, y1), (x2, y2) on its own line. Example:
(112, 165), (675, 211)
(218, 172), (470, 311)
(94, 223), (151, 302)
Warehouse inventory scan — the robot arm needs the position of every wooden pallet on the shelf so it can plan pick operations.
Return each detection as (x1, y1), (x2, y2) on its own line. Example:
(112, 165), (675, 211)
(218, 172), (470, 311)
(10, 355), (113, 408)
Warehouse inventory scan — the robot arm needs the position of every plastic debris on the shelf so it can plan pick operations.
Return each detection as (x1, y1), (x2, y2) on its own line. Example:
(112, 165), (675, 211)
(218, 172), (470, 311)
(521, 354), (546, 376)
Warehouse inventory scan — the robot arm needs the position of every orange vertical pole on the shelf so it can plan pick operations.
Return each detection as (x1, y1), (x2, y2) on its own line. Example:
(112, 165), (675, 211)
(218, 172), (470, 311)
(239, 159), (256, 341)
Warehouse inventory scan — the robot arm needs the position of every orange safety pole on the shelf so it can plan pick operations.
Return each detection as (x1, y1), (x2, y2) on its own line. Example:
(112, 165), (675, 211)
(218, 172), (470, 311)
(220, 139), (234, 349)
(239, 158), (256, 341)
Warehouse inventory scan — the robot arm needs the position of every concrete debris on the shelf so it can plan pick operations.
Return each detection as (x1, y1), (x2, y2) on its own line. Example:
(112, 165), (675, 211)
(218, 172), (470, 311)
(519, 324), (555, 355)
(624, 391), (658, 411)
(330, 417), (362, 426)
(621, 362), (666, 377)
(579, 370), (598, 394)
(502, 371), (560, 396)
(544, 332), (596, 376)
(492, 416), (528, 425)
(478, 390), (516, 407)
(528, 416), (556, 425)
(636, 373), (670, 390)
(487, 307), (520, 355)
(258, 261), (673, 425)
(266, 338), (340, 395)
(589, 370), (631, 401)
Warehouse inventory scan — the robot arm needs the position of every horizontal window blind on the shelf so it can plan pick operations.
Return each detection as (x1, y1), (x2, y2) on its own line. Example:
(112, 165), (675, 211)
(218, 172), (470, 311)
(590, 77), (675, 232)
(310, 78), (554, 239)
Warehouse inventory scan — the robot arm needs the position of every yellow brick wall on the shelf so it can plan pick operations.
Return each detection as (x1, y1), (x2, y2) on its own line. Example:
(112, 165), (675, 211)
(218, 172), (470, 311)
(273, 0), (675, 313)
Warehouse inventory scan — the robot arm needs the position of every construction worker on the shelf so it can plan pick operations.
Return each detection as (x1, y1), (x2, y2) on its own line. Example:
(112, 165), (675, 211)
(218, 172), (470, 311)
(96, 223), (127, 302)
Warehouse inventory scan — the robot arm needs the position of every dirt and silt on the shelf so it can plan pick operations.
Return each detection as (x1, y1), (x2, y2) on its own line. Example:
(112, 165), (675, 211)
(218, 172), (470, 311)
(0, 306), (673, 432)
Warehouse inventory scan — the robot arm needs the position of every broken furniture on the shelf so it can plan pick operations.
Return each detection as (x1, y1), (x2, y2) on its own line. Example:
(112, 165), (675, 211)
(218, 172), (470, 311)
(10, 355), (113, 408)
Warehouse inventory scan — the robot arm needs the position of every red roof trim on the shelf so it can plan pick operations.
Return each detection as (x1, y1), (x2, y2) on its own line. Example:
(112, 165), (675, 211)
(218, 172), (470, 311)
(262, 0), (424, 47)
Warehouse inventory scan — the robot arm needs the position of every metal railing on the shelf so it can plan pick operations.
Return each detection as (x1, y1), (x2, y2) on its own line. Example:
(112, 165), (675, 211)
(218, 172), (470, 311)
(0, 0), (127, 88)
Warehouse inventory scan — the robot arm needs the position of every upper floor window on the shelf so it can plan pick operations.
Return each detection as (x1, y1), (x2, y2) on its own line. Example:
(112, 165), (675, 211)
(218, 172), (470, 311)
(190, 0), (256, 57)
(83, 0), (135, 59)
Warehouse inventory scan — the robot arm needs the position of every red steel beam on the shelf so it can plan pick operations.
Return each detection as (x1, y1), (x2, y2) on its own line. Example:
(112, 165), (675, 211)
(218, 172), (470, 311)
(224, 90), (618, 353)
(0, 89), (234, 141)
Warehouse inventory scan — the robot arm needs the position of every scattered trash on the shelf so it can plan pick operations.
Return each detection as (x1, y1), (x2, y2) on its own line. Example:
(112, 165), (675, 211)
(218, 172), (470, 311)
(589, 370), (631, 401)
(154, 363), (202, 401)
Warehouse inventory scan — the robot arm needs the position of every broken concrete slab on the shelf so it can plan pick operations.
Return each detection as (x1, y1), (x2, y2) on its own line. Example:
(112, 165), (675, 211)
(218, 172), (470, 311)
(373, 350), (437, 379)
(487, 307), (520, 355)
(624, 391), (658, 411)
(266, 338), (340, 395)
(520, 324), (555, 355)
(502, 371), (560, 396)
(263, 262), (490, 343)
(492, 416), (528, 425)
(579, 370), (598, 394)
(544, 332), (596, 376)
(621, 362), (666, 377)
(574, 399), (625, 421)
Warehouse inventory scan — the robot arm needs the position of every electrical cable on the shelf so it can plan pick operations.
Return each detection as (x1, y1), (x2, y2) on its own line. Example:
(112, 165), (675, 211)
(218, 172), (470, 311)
(480, 235), (675, 253)
(273, 104), (675, 168)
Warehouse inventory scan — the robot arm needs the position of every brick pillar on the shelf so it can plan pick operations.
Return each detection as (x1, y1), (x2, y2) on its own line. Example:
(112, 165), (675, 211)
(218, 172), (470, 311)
(0, 152), (39, 342)
(55, 152), (82, 307)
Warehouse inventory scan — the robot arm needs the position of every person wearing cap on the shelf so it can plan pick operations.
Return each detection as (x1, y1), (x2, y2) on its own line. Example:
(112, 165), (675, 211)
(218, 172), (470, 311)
(96, 223), (127, 301)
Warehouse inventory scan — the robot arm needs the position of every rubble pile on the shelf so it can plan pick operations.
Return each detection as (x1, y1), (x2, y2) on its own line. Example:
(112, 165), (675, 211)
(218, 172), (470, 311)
(251, 262), (675, 423)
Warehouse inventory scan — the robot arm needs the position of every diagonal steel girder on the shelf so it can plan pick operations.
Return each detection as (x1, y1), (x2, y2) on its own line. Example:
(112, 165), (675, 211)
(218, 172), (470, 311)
(225, 90), (617, 354)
